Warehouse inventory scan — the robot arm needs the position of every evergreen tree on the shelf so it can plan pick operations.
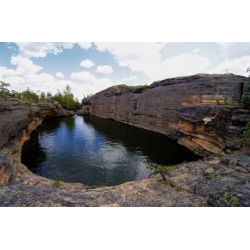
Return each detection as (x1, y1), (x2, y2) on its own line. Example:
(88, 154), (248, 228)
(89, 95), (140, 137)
(0, 81), (10, 94)
(46, 91), (52, 102)
(63, 84), (72, 110)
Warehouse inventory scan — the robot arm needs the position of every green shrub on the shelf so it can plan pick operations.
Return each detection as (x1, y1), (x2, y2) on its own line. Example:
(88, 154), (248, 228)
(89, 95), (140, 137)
(147, 165), (174, 181)
(139, 85), (149, 93)
(241, 95), (250, 107)
(52, 180), (61, 188)
(243, 122), (250, 138)
(0, 81), (10, 94)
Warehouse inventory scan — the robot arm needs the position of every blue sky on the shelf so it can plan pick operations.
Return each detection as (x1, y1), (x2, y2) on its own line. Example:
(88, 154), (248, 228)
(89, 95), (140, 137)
(1, 42), (250, 100)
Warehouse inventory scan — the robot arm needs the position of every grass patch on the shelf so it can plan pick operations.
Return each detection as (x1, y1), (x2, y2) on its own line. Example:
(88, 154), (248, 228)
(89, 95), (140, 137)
(52, 180), (61, 188)
(147, 165), (174, 172)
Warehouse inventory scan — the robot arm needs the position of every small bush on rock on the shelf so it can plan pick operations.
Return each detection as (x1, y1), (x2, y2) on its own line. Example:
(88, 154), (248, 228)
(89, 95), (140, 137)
(147, 165), (174, 180)
(243, 122), (250, 138)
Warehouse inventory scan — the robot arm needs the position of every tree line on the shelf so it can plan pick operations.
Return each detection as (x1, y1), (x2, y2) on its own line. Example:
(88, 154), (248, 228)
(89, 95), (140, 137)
(0, 81), (81, 111)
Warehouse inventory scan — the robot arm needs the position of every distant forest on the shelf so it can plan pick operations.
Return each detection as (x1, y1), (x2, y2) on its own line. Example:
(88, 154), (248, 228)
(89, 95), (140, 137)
(0, 81), (84, 111)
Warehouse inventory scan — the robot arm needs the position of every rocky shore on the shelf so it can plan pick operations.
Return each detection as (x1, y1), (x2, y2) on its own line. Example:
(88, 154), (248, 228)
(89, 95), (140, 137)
(1, 151), (250, 207)
(1, 74), (250, 207)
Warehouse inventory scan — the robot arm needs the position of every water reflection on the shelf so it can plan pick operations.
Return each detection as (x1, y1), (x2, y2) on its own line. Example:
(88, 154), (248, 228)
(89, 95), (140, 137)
(83, 116), (197, 165)
(21, 115), (199, 186)
(21, 130), (46, 169)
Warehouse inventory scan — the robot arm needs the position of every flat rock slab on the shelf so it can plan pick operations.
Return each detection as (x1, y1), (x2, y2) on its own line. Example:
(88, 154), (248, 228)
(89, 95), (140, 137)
(0, 179), (207, 207)
(1, 152), (250, 207)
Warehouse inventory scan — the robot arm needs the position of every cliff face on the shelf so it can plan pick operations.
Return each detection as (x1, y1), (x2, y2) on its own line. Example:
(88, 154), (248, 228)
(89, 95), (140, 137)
(0, 94), (72, 184)
(82, 74), (250, 155)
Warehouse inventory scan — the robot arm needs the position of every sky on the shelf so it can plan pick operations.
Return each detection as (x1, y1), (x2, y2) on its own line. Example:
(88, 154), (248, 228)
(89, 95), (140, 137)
(1, 42), (250, 100)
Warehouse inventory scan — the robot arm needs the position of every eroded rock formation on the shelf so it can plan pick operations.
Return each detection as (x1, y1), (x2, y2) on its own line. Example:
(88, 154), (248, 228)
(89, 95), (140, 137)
(81, 74), (250, 155)
(0, 94), (73, 184)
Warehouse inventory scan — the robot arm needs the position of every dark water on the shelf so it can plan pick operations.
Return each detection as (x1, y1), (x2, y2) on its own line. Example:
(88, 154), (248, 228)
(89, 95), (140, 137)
(21, 115), (199, 186)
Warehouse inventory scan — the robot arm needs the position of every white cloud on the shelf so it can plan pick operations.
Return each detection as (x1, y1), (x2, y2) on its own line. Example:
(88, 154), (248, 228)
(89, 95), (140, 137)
(0, 43), (100, 99)
(218, 42), (234, 51)
(71, 71), (94, 82)
(80, 59), (95, 68)
(96, 65), (113, 74)
(192, 48), (200, 53)
(71, 71), (112, 85)
(122, 75), (138, 81)
(55, 72), (65, 78)
(95, 43), (166, 67)
(6, 55), (42, 75)
(207, 43), (250, 75)
(70, 70), (116, 94)
(157, 53), (210, 78)
(0, 55), (88, 99)
(218, 42), (250, 60)
(14, 42), (93, 59)
(4, 76), (26, 85)
(77, 42), (92, 50)
(0, 49), (116, 99)
(94, 42), (209, 80)
(208, 55), (250, 76)
(15, 42), (75, 58)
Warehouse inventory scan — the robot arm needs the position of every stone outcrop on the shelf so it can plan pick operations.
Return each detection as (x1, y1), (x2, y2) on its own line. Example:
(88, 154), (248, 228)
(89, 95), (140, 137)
(0, 95), (72, 149)
(38, 102), (74, 118)
(177, 106), (250, 155)
(81, 74), (250, 155)
(0, 94), (73, 184)
(1, 151), (250, 207)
